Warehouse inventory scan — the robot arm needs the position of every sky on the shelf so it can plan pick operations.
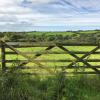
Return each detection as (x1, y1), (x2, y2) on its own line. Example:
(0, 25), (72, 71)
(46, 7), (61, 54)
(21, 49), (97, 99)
(0, 0), (100, 31)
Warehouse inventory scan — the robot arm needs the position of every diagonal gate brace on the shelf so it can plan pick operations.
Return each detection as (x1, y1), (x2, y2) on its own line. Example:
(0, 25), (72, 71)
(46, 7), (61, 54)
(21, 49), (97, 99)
(57, 45), (100, 73)
(3, 41), (54, 74)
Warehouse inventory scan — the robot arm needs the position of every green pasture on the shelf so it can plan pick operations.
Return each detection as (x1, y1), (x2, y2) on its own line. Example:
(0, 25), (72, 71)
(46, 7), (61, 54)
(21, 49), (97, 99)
(27, 30), (99, 36)
(0, 31), (100, 100)
(0, 46), (99, 75)
(27, 31), (75, 36)
(0, 45), (100, 99)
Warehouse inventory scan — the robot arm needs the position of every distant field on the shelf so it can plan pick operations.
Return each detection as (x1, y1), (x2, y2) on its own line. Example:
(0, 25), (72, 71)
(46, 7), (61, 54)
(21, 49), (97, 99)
(27, 31), (76, 36)
(27, 30), (99, 36)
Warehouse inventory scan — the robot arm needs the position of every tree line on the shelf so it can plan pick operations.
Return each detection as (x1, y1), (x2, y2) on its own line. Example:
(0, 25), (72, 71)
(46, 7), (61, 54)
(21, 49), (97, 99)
(0, 31), (100, 43)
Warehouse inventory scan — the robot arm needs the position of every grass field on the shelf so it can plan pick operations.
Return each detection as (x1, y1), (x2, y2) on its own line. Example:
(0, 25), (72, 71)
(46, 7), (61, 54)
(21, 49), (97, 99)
(27, 30), (99, 35)
(0, 31), (100, 99)
(0, 45), (99, 75)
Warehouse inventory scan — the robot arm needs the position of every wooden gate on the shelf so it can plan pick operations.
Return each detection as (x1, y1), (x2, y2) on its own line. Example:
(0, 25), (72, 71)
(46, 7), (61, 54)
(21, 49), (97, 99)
(0, 40), (100, 75)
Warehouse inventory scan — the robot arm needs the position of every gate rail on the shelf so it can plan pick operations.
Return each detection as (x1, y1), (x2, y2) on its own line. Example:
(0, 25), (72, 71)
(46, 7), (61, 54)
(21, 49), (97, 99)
(0, 40), (100, 75)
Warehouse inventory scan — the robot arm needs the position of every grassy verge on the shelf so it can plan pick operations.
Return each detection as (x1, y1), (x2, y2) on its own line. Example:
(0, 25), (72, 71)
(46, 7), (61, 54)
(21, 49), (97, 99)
(0, 69), (100, 100)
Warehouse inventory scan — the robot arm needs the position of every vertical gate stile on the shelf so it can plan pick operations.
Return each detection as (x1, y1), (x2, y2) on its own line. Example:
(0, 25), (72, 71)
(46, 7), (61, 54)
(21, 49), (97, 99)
(1, 41), (6, 72)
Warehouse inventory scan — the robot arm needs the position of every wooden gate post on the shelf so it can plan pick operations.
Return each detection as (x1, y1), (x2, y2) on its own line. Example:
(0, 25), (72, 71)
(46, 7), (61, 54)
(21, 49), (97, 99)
(1, 41), (6, 71)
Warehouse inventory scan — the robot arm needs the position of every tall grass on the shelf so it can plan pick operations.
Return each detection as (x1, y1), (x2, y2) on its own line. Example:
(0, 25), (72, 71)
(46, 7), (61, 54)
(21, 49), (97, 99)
(0, 69), (100, 100)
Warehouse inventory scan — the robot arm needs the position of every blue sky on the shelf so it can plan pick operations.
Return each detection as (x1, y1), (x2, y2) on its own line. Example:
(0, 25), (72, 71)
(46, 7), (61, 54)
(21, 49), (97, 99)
(0, 0), (100, 31)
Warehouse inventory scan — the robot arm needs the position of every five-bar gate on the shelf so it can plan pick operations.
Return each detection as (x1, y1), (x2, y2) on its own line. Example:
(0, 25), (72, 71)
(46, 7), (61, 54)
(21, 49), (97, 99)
(0, 40), (100, 75)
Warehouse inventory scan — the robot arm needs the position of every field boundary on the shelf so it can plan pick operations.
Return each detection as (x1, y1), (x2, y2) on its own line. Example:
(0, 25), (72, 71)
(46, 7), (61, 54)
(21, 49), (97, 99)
(0, 40), (100, 74)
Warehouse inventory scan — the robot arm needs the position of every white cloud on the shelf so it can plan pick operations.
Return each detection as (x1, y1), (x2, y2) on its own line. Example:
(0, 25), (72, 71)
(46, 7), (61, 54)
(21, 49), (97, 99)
(0, 0), (100, 31)
(0, 0), (22, 6)
(0, 0), (32, 14)
(70, 0), (100, 9)
(26, 0), (56, 4)
(0, 0), (54, 22)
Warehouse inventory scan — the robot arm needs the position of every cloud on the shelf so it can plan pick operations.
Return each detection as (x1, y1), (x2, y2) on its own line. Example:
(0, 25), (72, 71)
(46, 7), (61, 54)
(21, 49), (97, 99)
(26, 0), (56, 4)
(63, 0), (100, 12)
(0, 0), (32, 14)
(0, 0), (100, 31)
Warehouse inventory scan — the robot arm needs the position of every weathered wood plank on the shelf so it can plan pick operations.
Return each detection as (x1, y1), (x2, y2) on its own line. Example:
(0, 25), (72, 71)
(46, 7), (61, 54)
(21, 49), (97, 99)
(5, 51), (100, 55)
(6, 66), (100, 69)
(0, 42), (100, 47)
(18, 72), (100, 75)
(66, 72), (100, 74)
(4, 59), (100, 63)
(1, 42), (6, 71)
